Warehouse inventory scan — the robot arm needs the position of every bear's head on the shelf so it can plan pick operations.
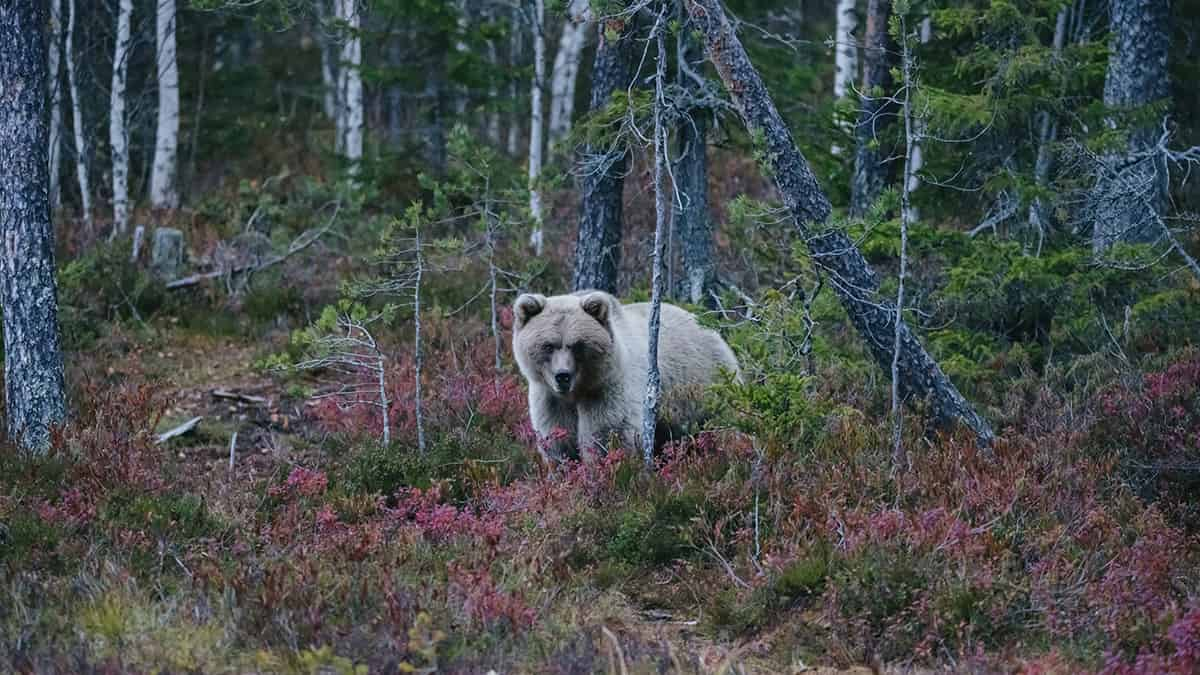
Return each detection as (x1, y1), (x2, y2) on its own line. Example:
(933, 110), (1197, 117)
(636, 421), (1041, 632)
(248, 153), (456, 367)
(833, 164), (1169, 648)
(512, 291), (615, 400)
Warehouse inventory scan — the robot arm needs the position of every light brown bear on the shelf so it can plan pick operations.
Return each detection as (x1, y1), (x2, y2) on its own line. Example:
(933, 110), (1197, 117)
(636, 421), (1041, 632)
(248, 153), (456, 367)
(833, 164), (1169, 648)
(512, 290), (739, 463)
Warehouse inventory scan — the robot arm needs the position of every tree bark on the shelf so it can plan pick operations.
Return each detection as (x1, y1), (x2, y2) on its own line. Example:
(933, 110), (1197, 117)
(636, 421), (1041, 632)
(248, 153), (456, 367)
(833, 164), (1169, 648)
(849, 0), (893, 218)
(151, 0), (180, 209)
(548, 0), (591, 143)
(571, 17), (636, 294)
(1091, 0), (1171, 253)
(0, 0), (69, 453)
(683, 0), (994, 445)
(643, 10), (669, 466)
(48, 0), (64, 210)
(901, 16), (931, 223)
(316, 0), (337, 120)
(831, 0), (858, 156)
(673, 6), (715, 307)
(65, 0), (92, 228)
(528, 0), (547, 254)
(336, 0), (363, 175)
(1027, 7), (1069, 246)
(110, 0), (134, 235)
(507, 7), (523, 157)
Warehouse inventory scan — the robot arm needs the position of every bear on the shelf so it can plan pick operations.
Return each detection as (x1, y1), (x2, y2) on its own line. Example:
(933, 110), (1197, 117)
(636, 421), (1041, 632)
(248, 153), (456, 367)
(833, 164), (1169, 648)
(512, 289), (740, 463)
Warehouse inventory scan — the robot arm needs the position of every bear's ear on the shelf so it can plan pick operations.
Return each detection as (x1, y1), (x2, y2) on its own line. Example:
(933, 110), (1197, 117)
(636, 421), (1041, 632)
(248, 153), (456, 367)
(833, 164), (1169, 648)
(513, 293), (547, 330)
(579, 292), (611, 325)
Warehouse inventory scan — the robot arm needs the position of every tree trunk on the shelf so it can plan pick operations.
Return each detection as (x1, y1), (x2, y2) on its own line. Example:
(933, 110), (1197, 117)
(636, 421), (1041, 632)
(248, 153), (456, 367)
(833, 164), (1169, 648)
(507, 7), (523, 157)
(1091, 0), (1171, 253)
(386, 39), (404, 148)
(673, 6), (715, 307)
(683, 0), (994, 445)
(1027, 7), (1069, 245)
(901, 16), (931, 223)
(831, 0), (858, 156)
(571, 18), (636, 294)
(528, 0), (547, 254)
(0, 0), (69, 454)
(48, 0), (64, 210)
(337, 0), (363, 175)
(110, 0), (133, 236)
(849, 0), (893, 218)
(151, 0), (180, 209)
(316, 0), (337, 120)
(65, 0), (92, 228)
(548, 0), (591, 143)
(642, 10), (669, 466)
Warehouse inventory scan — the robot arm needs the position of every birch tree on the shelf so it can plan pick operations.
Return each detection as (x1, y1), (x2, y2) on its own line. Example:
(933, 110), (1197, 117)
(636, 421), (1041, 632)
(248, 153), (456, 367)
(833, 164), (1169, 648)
(110, 0), (134, 235)
(642, 7), (669, 466)
(1091, 0), (1171, 253)
(849, 0), (893, 217)
(316, 0), (338, 120)
(48, 0), (64, 210)
(335, 0), (363, 174)
(831, 0), (857, 156)
(572, 15), (637, 294)
(548, 0), (591, 143)
(1027, 6), (1069, 240)
(528, 0), (547, 254)
(1, 0), (69, 453)
(151, 0), (180, 209)
(901, 16), (930, 223)
(682, 0), (994, 445)
(65, 0), (92, 228)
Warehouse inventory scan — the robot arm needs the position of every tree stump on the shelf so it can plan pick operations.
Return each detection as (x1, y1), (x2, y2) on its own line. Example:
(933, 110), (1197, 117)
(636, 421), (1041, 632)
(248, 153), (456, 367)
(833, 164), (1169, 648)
(151, 227), (184, 280)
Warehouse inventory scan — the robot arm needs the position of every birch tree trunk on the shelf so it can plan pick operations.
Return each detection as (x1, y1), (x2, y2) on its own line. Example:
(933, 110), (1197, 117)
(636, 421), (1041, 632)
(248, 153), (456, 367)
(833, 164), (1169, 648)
(110, 0), (134, 235)
(528, 0), (547, 255)
(1091, 0), (1171, 253)
(901, 16), (931, 223)
(65, 0), (92, 228)
(151, 0), (180, 209)
(507, 7), (523, 157)
(849, 0), (893, 218)
(571, 18), (636, 294)
(1, 0), (69, 454)
(316, 0), (337, 120)
(674, 7), (715, 306)
(642, 10), (668, 467)
(48, 0), (64, 210)
(337, 0), (363, 175)
(548, 0), (591, 143)
(831, 0), (858, 156)
(683, 0), (994, 445)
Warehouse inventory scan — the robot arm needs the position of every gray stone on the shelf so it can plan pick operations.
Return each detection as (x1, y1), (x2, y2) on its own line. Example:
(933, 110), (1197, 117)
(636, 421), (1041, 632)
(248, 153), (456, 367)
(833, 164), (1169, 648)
(151, 227), (185, 279)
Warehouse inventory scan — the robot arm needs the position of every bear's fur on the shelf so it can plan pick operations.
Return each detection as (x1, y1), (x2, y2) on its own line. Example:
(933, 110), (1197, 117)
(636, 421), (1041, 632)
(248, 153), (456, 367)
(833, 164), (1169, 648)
(512, 290), (739, 462)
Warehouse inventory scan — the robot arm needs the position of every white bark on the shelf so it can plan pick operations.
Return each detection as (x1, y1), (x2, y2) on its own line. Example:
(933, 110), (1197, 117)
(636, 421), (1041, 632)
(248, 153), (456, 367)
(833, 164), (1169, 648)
(642, 9), (669, 466)
(110, 0), (134, 235)
(65, 0), (92, 227)
(48, 0), (64, 209)
(315, 0), (337, 120)
(507, 7), (522, 156)
(151, 0), (180, 209)
(902, 16), (931, 223)
(336, 0), (363, 173)
(527, 0), (547, 254)
(831, 0), (858, 156)
(548, 0), (591, 143)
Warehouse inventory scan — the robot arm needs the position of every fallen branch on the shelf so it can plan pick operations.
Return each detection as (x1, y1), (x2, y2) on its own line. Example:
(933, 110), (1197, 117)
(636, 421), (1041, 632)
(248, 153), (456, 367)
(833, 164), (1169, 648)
(156, 416), (202, 445)
(165, 201), (341, 290)
(212, 389), (267, 405)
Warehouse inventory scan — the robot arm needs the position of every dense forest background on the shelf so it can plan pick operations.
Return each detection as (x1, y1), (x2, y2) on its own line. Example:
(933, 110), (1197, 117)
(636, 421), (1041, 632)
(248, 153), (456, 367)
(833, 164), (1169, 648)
(2, 0), (1200, 672)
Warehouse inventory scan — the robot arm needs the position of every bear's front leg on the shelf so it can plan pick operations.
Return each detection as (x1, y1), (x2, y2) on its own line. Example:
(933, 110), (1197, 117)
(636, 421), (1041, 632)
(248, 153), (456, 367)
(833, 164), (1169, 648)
(576, 400), (636, 462)
(528, 385), (578, 463)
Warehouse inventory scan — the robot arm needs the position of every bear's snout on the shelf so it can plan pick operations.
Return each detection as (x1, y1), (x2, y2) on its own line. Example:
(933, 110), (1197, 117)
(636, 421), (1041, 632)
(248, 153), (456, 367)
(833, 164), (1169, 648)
(554, 371), (573, 392)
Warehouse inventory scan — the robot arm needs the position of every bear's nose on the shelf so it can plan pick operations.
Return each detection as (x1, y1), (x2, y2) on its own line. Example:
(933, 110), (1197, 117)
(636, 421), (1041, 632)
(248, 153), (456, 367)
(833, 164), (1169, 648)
(554, 372), (572, 389)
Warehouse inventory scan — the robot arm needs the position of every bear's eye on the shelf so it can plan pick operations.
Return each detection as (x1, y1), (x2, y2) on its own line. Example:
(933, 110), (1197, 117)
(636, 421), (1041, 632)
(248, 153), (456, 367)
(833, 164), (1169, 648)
(539, 343), (556, 354)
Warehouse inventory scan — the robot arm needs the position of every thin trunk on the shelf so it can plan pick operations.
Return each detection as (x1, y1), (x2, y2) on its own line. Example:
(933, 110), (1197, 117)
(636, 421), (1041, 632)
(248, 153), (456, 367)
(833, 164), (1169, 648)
(1027, 7), (1069, 250)
(507, 7), (523, 156)
(892, 15), (917, 474)
(831, 0), (858, 156)
(571, 17), (636, 294)
(1, 0), (69, 454)
(486, 34), (503, 145)
(414, 229), (426, 454)
(849, 0), (893, 218)
(386, 40), (403, 148)
(423, 53), (447, 172)
(548, 0), (591, 143)
(1091, 0), (1171, 253)
(65, 0), (92, 228)
(683, 0), (994, 446)
(528, 0), (547, 254)
(338, 0), (363, 174)
(642, 10), (668, 467)
(48, 0), (64, 210)
(377, 350), (390, 446)
(110, 0), (134, 236)
(674, 4), (715, 307)
(901, 16), (930, 223)
(316, 0), (337, 120)
(151, 0), (180, 209)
